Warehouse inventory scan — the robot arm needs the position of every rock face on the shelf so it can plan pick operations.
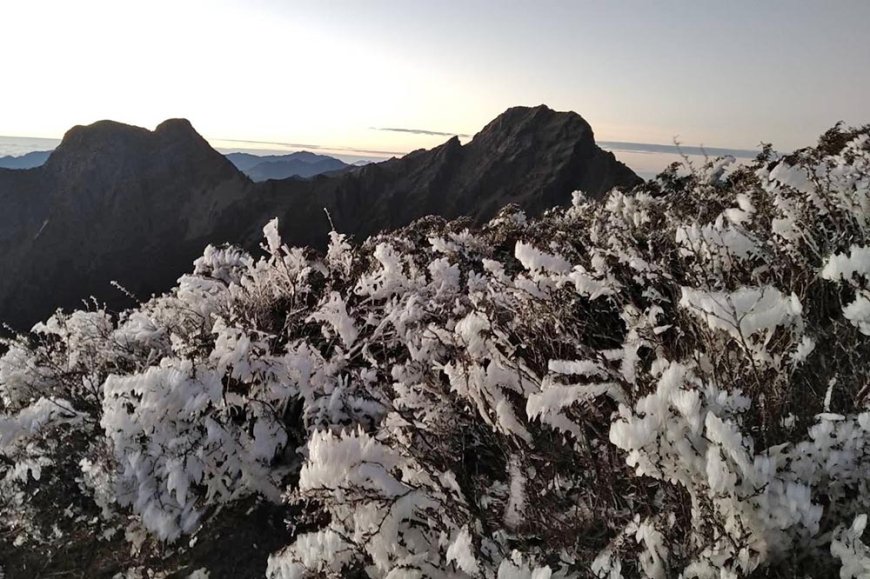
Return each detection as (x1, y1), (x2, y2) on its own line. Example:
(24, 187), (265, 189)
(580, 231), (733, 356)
(0, 105), (640, 329)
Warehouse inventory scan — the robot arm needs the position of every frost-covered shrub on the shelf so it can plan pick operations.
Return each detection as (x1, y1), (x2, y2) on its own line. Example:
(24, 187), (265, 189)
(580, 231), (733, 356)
(2, 125), (870, 577)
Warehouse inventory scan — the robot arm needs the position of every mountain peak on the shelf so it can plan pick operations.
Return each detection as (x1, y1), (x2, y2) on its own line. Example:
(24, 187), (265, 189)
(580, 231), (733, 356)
(53, 118), (204, 152)
(154, 118), (202, 143)
(45, 118), (223, 174)
(155, 117), (195, 132)
(473, 104), (593, 145)
(56, 119), (149, 148)
(501, 103), (555, 116)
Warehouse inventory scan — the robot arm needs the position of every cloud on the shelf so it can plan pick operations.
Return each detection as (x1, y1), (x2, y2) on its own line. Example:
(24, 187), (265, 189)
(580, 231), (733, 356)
(212, 138), (325, 150)
(599, 141), (759, 159)
(372, 127), (470, 138)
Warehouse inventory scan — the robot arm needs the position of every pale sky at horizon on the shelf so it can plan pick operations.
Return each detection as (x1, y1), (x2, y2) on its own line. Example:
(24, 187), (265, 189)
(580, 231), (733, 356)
(2, 0), (868, 155)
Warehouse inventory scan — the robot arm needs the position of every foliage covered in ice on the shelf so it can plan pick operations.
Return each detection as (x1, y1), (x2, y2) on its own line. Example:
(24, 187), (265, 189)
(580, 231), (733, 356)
(2, 125), (870, 576)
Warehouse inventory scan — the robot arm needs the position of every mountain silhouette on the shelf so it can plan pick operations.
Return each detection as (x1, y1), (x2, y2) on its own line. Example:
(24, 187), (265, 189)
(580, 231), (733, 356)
(0, 105), (641, 329)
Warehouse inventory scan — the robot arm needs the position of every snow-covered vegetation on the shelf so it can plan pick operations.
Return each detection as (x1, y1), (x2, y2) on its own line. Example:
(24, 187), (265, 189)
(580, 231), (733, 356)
(2, 125), (870, 577)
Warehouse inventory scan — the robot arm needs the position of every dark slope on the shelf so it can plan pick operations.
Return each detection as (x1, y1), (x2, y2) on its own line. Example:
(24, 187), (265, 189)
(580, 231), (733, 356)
(0, 106), (640, 329)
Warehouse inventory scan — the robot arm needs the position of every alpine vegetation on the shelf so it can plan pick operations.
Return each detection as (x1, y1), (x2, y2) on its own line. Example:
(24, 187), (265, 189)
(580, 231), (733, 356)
(2, 125), (870, 577)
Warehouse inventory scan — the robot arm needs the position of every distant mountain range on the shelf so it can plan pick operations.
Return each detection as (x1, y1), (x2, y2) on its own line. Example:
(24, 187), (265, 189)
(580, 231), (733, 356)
(0, 150), (53, 169)
(0, 105), (641, 329)
(225, 151), (350, 181)
(0, 148), (354, 181)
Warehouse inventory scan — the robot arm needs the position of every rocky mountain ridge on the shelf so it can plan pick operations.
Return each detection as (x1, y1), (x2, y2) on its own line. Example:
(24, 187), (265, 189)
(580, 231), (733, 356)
(0, 105), (641, 329)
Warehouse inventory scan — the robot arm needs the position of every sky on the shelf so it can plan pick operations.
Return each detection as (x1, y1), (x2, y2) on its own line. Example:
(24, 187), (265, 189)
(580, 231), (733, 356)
(1, 0), (868, 158)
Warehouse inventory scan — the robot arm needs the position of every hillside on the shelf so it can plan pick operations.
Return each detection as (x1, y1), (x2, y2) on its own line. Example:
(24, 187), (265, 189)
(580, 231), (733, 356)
(1, 124), (869, 577)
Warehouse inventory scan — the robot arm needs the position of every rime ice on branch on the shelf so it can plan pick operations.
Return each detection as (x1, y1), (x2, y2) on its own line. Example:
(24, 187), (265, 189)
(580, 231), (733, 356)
(2, 125), (870, 577)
